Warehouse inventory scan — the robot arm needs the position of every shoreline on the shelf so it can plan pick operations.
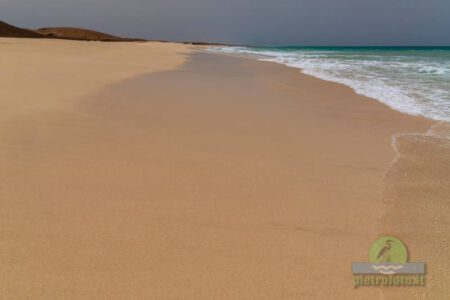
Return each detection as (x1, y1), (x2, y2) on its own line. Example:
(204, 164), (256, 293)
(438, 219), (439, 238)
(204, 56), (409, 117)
(206, 47), (447, 124)
(242, 49), (448, 298)
(0, 39), (446, 298)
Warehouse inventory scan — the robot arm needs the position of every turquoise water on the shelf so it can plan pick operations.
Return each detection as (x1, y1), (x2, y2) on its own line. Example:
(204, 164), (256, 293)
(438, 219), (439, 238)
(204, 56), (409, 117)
(210, 46), (450, 122)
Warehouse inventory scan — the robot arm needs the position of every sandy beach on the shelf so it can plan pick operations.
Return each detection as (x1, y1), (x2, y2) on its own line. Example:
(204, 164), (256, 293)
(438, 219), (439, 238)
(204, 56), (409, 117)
(0, 39), (447, 299)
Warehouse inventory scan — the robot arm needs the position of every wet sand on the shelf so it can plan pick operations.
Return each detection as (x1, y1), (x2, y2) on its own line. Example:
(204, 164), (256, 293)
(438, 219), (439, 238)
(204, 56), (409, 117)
(1, 39), (446, 299)
(380, 122), (450, 299)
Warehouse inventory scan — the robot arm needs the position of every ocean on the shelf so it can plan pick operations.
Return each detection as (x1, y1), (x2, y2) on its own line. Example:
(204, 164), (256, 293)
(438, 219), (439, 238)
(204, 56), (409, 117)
(209, 46), (450, 123)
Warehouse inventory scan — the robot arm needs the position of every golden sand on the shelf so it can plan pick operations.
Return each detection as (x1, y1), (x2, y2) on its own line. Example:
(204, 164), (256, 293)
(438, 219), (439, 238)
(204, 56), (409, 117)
(0, 39), (447, 299)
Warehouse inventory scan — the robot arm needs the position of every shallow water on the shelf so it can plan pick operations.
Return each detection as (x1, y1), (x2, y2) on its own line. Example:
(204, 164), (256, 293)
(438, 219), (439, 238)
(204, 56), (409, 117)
(210, 46), (450, 123)
(380, 122), (450, 298)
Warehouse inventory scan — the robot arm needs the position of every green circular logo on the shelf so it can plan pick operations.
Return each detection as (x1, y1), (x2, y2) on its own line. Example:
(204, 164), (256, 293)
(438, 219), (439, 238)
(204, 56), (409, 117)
(369, 236), (408, 264)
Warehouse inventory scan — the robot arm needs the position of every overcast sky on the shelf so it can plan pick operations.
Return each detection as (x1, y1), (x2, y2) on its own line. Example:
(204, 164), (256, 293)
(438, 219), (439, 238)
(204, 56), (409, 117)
(2, 0), (450, 46)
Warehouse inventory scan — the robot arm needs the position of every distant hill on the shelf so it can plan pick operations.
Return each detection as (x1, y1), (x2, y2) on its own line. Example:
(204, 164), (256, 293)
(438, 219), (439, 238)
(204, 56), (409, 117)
(0, 20), (144, 42)
(35, 27), (145, 42)
(0, 20), (236, 45)
(0, 20), (44, 38)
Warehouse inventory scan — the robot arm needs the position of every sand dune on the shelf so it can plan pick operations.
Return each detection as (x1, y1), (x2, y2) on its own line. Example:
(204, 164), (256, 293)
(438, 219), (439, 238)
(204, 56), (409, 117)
(0, 20), (144, 41)
(0, 20), (43, 38)
(35, 27), (145, 41)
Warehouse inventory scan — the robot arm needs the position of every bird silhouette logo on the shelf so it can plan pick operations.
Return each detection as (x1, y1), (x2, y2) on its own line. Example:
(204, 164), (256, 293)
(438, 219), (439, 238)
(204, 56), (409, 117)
(368, 236), (408, 274)
(376, 239), (394, 263)
(352, 236), (425, 279)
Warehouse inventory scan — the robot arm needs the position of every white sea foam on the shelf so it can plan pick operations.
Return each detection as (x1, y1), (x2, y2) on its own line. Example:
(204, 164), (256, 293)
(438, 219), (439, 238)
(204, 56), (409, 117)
(209, 46), (450, 122)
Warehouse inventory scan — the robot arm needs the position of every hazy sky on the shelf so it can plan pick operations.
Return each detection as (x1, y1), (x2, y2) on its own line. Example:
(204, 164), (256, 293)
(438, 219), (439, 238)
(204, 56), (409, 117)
(2, 0), (450, 46)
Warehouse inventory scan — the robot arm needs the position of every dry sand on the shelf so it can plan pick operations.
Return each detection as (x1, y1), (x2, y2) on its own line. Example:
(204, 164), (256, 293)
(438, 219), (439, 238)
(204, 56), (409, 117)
(0, 39), (447, 299)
